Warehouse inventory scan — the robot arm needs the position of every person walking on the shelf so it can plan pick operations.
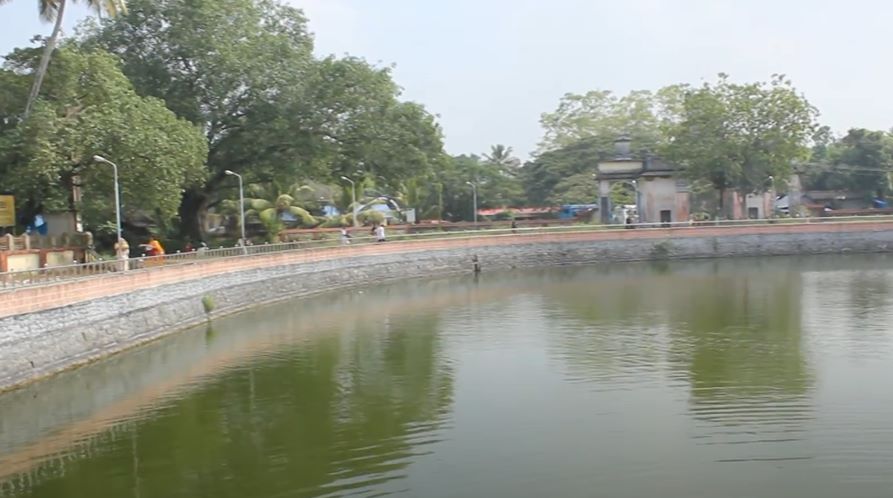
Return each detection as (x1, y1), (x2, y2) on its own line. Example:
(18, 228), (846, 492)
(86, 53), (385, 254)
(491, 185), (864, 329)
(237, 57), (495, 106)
(114, 237), (130, 271)
(375, 224), (386, 243)
(340, 227), (352, 245)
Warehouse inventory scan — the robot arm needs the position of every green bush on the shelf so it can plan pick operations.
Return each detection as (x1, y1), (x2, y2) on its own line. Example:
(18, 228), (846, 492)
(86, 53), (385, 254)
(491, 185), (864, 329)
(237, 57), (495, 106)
(202, 295), (216, 314)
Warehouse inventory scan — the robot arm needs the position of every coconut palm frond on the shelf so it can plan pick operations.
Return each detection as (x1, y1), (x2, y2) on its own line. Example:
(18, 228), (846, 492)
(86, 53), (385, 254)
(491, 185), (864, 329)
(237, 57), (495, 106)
(258, 208), (278, 225)
(249, 198), (273, 211)
(93, 0), (127, 17)
(286, 206), (316, 226)
(37, 0), (59, 21)
(274, 194), (295, 210)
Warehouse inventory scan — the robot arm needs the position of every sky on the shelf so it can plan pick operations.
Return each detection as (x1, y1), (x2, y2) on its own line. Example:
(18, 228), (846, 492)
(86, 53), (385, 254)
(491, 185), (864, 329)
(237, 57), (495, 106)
(2, 0), (892, 160)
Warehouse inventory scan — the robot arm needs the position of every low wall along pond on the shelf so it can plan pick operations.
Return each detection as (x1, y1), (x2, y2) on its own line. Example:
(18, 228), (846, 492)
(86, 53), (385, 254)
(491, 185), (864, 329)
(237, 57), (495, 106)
(1, 221), (892, 392)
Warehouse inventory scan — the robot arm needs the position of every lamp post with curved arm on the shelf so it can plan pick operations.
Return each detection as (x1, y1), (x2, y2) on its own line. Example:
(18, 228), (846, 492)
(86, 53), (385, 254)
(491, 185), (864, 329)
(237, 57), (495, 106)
(341, 176), (358, 228)
(466, 181), (478, 226)
(92, 155), (122, 242)
(224, 170), (247, 253)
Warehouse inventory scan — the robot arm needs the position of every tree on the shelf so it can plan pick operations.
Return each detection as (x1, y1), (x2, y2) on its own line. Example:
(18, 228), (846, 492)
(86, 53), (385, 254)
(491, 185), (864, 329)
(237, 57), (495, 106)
(547, 172), (597, 205)
(662, 74), (818, 216)
(437, 154), (523, 221)
(521, 137), (602, 205)
(0, 48), (207, 236)
(81, 0), (314, 239)
(0, 0), (127, 119)
(538, 85), (687, 153)
(83, 0), (446, 239)
(483, 144), (520, 169)
(801, 129), (893, 198)
(227, 183), (318, 241)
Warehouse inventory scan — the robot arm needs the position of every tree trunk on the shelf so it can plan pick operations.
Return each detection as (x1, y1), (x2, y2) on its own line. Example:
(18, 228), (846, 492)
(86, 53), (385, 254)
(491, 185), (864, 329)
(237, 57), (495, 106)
(178, 188), (208, 242)
(23, 0), (66, 119)
(717, 187), (725, 220)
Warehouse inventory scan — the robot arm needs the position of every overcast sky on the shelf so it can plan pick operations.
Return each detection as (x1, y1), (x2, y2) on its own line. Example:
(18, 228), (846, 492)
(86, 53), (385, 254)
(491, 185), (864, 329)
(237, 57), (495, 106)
(2, 0), (891, 160)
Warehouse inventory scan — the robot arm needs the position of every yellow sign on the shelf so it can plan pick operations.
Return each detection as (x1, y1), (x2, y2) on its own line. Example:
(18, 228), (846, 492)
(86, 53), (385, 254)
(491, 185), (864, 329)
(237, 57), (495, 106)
(0, 195), (15, 227)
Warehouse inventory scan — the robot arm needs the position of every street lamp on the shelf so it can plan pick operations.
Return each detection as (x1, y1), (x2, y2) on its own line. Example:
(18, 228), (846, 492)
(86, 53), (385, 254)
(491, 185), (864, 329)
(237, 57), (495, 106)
(340, 176), (358, 228)
(92, 155), (122, 243)
(466, 181), (478, 225)
(224, 170), (246, 251)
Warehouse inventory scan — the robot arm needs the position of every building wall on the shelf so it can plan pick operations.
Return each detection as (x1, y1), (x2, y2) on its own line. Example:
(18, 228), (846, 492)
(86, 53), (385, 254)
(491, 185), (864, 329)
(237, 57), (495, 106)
(3, 222), (893, 392)
(675, 192), (691, 222)
(43, 213), (79, 237)
(640, 177), (678, 223)
(745, 192), (774, 219)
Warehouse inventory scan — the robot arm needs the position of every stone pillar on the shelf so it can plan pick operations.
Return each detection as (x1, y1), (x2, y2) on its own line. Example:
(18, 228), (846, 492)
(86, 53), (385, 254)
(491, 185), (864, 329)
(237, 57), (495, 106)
(599, 180), (613, 224)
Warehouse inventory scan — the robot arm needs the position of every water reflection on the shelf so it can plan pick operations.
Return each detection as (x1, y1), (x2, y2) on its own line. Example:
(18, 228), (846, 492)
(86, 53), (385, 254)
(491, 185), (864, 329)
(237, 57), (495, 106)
(5, 257), (893, 497)
(545, 262), (814, 466)
(668, 270), (810, 413)
(2, 311), (453, 498)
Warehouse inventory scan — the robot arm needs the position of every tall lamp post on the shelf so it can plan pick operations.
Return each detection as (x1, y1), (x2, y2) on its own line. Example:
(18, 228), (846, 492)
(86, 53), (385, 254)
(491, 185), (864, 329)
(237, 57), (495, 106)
(340, 176), (358, 227)
(466, 181), (478, 225)
(92, 155), (122, 243)
(224, 170), (246, 252)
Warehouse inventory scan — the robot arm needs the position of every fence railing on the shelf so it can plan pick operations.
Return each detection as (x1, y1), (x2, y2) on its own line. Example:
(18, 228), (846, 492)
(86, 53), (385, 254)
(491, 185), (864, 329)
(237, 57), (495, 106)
(3, 215), (893, 292)
(0, 232), (92, 252)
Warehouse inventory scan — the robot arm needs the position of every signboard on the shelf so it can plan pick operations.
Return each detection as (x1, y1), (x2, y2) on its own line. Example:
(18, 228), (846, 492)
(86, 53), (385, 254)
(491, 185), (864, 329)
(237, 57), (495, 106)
(0, 195), (14, 227)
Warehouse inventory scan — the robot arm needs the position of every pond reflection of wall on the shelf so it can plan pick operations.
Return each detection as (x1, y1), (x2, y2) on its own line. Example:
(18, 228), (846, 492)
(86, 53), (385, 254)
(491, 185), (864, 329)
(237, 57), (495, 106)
(1, 313), (454, 498)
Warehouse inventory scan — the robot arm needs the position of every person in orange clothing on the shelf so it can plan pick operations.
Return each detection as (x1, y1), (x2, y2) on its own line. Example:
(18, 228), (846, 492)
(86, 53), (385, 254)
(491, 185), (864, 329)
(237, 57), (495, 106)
(147, 236), (165, 256)
(140, 235), (166, 265)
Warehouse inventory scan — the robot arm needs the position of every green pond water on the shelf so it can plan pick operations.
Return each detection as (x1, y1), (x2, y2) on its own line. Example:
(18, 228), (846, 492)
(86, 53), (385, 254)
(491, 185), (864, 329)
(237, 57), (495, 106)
(2, 255), (893, 498)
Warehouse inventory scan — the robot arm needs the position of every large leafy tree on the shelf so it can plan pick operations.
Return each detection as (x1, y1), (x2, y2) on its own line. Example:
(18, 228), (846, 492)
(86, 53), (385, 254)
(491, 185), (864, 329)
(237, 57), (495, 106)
(527, 85), (686, 208)
(538, 85), (687, 153)
(83, 0), (445, 239)
(521, 137), (602, 206)
(81, 0), (315, 239)
(0, 0), (127, 118)
(662, 74), (818, 215)
(0, 48), (207, 234)
(802, 129), (893, 198)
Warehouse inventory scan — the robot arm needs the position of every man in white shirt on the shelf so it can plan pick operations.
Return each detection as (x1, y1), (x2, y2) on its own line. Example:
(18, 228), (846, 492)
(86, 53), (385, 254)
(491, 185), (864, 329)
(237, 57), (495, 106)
(375, 224), (386, 242)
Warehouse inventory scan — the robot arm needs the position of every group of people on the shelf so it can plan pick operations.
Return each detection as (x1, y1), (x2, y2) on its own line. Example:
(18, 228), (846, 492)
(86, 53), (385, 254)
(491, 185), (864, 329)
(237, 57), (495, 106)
(340, 224), (386, 245)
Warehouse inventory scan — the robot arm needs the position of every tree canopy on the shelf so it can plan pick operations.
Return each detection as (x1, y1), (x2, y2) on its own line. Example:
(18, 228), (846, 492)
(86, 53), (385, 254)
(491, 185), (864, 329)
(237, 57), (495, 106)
(82, 0), (445, 238)
(661, 74), (818, 214)
(0, 47), (207, 234)
(538, 85), (687, 153)
(521, 138), (601, 206)
(802, 128), (893, 198)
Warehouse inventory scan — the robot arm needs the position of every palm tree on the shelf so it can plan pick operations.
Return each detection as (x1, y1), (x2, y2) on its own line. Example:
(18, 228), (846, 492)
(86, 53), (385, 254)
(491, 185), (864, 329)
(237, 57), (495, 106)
(2, 0), (127, 118)
(483, 144), (521, 171)
(222, 183), (319, 242)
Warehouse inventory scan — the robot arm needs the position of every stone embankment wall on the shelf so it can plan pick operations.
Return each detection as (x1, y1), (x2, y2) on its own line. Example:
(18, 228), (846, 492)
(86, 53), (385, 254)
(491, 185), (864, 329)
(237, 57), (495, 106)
(1, 222), (892, 391)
